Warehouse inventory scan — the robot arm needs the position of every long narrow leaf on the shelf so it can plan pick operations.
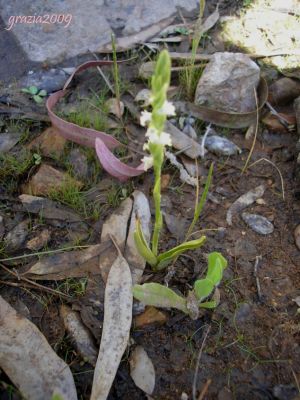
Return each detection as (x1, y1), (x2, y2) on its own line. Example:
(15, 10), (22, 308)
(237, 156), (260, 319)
(134, 219), (157, 267)
(156, 236), (206, 270)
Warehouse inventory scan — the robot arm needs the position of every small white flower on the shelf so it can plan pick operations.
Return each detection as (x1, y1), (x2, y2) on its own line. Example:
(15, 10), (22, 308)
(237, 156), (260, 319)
(143, 142), (149, 151)
(142, 155), (154, 171)
(146, 128), (172, 147)
(140, 110), (152, 127)
(159, 100), (176, 116)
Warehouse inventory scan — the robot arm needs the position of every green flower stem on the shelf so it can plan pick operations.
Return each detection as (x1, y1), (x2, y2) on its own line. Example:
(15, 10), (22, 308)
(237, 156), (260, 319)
(151, 144), (164, 257)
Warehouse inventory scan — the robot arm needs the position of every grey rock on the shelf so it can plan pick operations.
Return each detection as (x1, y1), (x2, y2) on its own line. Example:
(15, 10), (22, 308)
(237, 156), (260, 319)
(0, 133), (21, 153)
(4, 219), (29, 252)
(1, 0), (198, 64)
(241, 212), (274, 235)
(0, 0), (112, 63)
(20, 69), (68, 93)
(68, 149), (89, 180)
(205, 135), (241, 156)
(195, 52), (260, 113)
(273, 384), (298, 400)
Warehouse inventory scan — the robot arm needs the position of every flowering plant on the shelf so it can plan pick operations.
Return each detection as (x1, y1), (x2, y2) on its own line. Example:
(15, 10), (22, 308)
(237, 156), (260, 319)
(134, 50), (207, 271)
(133, 50), (228, 316)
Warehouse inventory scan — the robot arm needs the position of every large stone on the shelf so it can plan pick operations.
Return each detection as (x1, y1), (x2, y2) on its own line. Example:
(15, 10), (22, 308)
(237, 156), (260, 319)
(22, 164), (82, 196)
(195, 52), (260, 113)
(27, 127), (66, 158)
(0, 0), (112, 63)
(0, 0), (198, 64)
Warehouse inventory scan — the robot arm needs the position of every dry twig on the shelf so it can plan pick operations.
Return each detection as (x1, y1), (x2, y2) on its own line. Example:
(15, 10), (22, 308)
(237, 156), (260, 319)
(192, 325), (211, 400)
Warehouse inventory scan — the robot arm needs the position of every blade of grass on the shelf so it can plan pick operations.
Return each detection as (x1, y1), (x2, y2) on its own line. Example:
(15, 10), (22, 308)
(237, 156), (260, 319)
(186, 162), (214, 239)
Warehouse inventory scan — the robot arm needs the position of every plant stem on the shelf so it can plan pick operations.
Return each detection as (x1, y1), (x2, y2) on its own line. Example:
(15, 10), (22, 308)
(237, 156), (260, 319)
(152, 153), (163, 257)
(111, 33), (121, 118)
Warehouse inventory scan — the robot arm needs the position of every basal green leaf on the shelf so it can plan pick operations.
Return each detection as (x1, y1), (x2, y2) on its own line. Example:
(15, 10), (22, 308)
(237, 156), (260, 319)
(133, 283), (187, 313)
(29, 85), (38, 95)
(207, 252), (227, 286)
(33, 95), (43, 103)
(156, 236), (206, 270)
(194, 278), (214, 301)
(134, 219), (157, 267)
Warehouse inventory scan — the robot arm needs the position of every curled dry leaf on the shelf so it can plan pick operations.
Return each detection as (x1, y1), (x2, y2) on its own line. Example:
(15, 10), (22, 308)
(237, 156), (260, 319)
(95, 138), (144, 182)
(60, 304), (98, 366)
(91, 250), (133, 400)
(0, 296), (77, 400)
(130, 346), (155, 395)
(46, 60), (144, 181)
(226, 185), (266, 226)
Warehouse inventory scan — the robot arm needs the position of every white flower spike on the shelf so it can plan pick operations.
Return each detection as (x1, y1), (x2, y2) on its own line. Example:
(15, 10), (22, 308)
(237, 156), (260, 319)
(159, 100), (176, 117)
(146, 129), (172, 147)
(140, 110), (152, 127)
(142, 155), (154, 171)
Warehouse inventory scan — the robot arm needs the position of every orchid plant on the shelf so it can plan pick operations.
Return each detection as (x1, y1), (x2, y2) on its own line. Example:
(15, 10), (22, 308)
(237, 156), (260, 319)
(134, 50), (207, 271)
(133, 50), (227, 316)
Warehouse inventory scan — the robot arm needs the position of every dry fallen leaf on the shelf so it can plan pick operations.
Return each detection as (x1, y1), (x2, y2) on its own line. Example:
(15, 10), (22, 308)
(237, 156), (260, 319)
(91, 247), (133, 400)
(130, 346), (155, 395)
(226, 185), (266, 226)
(60, 304), (98, 366)
(0, 296), (78, 400)
(25, 244), (108, 280)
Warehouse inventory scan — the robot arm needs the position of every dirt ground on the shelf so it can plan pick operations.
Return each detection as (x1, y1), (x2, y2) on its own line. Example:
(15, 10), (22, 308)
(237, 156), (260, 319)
(1, 1), (300, 400)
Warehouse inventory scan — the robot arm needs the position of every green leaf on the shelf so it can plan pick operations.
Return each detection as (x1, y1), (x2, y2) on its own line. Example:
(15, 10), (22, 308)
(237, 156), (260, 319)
(134, 219), (157, 267)
(29, 85), (38, 95)
(21, 88), (31, 94)
(194, 278), (214, 301)
(198, 300), (217, 309)
(33, 95), (43, 103)
(38, 89), (47, 97)
(133, 283), (188, 313)
(207, 252), (227, 286)
(156, 236), (206, 270)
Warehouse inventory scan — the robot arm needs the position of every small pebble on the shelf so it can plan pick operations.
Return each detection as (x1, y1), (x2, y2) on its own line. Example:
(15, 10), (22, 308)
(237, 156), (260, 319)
(241, 212), (274, 235)
(205, 135), (241, 156)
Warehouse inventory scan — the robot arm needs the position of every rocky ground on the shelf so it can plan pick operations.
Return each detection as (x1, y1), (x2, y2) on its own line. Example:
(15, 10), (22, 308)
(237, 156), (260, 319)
(0, 1), (300, 399)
